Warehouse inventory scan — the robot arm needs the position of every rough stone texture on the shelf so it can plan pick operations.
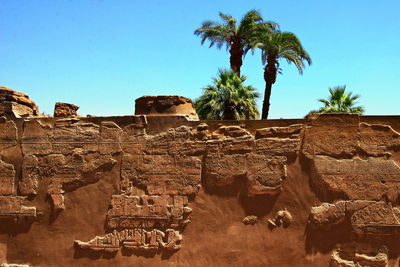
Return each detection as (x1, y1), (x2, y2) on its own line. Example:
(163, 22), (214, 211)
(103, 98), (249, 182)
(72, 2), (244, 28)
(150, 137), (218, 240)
(310, 156), (400, 201)
(0, 160), (15, 195)
(0, 86), (39, 117)
(0, 196), (36, 218)
(54, 102), (80, 117)
(1, 113), (400, 266)
(359, 122), (400, 157)
(303, 113), (360, 158)
(0, 117), (17, 152)
(309, 200), (400, 236)
(268, 209), (292, 228)
(135, 95), (199, 121)
(1, 264), (31, 267)
(330, 244), (388, 267)
(242, 215), (258, 225)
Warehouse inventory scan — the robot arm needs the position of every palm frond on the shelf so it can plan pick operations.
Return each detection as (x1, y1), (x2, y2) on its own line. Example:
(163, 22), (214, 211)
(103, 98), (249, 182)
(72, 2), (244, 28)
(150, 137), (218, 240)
(195, 69), (260, 120)
(312, 86), (365, 115)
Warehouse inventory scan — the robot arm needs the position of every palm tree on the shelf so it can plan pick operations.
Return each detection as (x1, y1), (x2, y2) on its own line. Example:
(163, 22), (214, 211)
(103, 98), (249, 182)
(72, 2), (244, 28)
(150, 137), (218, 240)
(194, 69), (260, 120)
(194, 10), (277, 76)
(311, 86), (364, 114)
(249, 24), (312, 119)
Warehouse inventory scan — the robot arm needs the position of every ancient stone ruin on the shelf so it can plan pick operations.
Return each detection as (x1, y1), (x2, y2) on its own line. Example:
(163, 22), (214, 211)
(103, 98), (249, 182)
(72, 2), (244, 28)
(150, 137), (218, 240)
(0, 88), (400, 266)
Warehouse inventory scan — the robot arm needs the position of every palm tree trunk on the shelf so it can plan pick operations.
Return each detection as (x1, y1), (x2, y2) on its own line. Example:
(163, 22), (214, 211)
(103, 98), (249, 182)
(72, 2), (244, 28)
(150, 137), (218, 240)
(261, 59), (277, 119)
(229, 40), (243, 76)
(261, 79), (272, 119)
(223, 100), (235, 120)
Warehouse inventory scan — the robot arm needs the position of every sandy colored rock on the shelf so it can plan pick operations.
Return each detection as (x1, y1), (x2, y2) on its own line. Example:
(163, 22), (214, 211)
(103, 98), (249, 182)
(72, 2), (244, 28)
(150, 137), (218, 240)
(0, 196), (36, 218)
(1, 264), (30, 267)
(135, 95), (199, 121)
(242, 215), (258, 225)
(303, 113), (360, 157)
(54, 102), (79, 117)
(359, 123), (400, 156)
(268, 209), (292, 228)
(0, 86), (39, 117)
(330, 244), (388, 267)
(0, 118), (17, 151)
(310, 156), (400, 201)
(255, 124), (302, 139)
(246, 155), (287, 196)
(310, 200), (400, 237)
(0, 160), (15, 195)
(0, 114), (400, 265)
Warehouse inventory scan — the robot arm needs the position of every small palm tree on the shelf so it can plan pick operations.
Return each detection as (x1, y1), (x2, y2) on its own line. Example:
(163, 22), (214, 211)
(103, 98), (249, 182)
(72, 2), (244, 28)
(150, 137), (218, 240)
(195, 69), (260, 120)
(194, 10), (277, 76)
(249, 24), (311, 119)
(311, 86), (365, 114)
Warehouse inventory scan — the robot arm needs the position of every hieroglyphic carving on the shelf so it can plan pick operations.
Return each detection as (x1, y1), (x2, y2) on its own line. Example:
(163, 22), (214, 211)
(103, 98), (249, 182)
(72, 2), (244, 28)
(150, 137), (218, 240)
(76, 122), (303, 253)
(0, 196), (36, 219)
(75, 228), (182, 252)
(330, 244), (388, 267)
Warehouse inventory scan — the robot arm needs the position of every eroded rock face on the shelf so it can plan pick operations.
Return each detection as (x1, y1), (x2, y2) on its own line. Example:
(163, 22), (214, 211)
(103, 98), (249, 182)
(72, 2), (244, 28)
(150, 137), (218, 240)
(242, 215), (258, 225)
(330, 244), (388, 267)
(75, 122), (301, 253)
(300, 114), (400, 266)
(309, 200), (400, 236)
(2, 113), (400, 266)
(310, 156), (400, 201)
(0, 86), (39, 117)
(268, 209), (292, 228)
(53, 102), (80, 117)
(135, 95), (199, 121)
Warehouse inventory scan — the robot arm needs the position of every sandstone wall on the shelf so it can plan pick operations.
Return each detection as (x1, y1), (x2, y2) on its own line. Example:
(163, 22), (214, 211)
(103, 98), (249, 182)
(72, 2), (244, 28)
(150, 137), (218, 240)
(0, 113), (400, 266)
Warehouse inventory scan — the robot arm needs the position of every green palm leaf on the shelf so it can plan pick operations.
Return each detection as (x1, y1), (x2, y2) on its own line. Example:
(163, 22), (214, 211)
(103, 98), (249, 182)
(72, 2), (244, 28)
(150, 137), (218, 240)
(194, 69), (260, 120)
(311, 86), (365, 115)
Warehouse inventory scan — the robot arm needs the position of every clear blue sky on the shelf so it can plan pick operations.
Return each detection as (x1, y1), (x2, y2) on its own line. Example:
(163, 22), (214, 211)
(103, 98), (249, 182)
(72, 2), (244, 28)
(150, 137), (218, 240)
(1, 0), (399, 118)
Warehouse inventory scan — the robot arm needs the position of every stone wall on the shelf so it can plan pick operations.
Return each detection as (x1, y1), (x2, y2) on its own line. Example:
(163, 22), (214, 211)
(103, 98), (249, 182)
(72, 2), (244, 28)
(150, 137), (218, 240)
(0, 113), (400, 266)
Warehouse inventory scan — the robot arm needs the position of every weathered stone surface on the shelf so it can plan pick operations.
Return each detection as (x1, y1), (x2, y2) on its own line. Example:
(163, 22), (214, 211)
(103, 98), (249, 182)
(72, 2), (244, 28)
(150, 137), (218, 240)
(0, 196), (36, 218)
(309, 201), (347, 228)
(310, 156), (400, 201)
(0, 118), (17, 151)
(1, 264), (31, 267)
(54, 102), (79, 117)
(217, 125), (252, 139)
(242, 215), (258, 225)
(0, 160), (15, 195)
(3, 112), (400, 265)
(107, 194), (191, 229)
(268, 209), (292, 228)
(21, 119), (52, 156)
(50, 193), (65, 212)
(330, 244), (388, 267)
(310, 200), (400, 237)
(98, 121), (122, 155)
(303, 114), (360, 157)
(204, 154), (246, 187)
(255, 124), (302, 139)
(246, 155), (287, 196)
(359, 123), (400, 156)
(122, 154), (201, 195)
(135, 95), (199, 121)
(351, 201), (400, 235)
(0, 86), (39, 117)
(254, 124), (302, 155)
(51, 119), (99, 154)
(75, 228), (182, 252)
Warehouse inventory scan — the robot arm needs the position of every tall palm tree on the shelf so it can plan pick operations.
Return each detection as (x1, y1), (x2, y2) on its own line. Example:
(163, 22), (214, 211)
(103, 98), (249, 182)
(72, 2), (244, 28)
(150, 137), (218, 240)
(194, 69), (260, 120)
(249, 24), (311, 119)
(311, 86), (364, 114)
(194, 10), (277, 76)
